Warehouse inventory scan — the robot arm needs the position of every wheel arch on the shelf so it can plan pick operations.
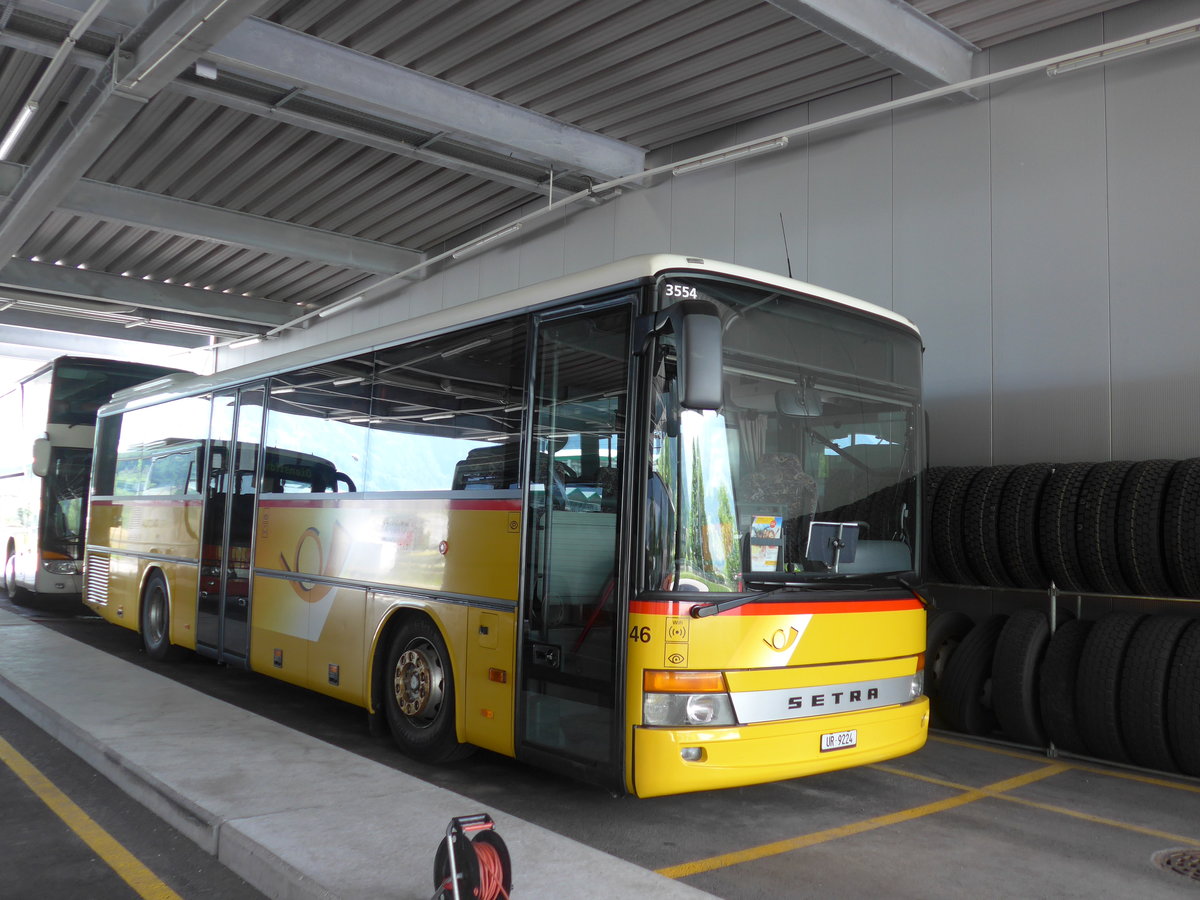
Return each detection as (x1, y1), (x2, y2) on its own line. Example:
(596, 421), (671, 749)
(367, 601), (463, 740)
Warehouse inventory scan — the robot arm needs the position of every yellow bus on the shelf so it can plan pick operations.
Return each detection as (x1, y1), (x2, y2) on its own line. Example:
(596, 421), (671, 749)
(84, 255), (928, 797)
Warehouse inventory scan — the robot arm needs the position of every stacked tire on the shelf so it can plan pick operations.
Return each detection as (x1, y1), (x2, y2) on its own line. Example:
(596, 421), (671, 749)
(925, 609), (1200, 776)
(924, 459), (1200, 597)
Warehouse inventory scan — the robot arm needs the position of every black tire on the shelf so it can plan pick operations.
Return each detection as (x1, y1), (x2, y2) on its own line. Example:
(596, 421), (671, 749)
(996, 463), (1055, 590)
(1038, 463), (1094, 593)
(992, 609), (1052, 746)
(384, 616), (472, 763)
(3, 550), (31, 605)
(922, 467), (953, 583)
(1039, 618), (1092, 753)
(925, 609), (973, 724)
(1075, 612), (1145, 763)
(140, 571), (185, 662)
(1116, 460), (1177, 598)
(962, 465), (1017, 587)
(931, 467), (982, 586)
(1163, 459), (1200, 599)
(1166, 619), (1200, 776)
(1119, 615), (1192, 772)
(940, 614), (1007, 735)
(1075, 461), (1135, 595)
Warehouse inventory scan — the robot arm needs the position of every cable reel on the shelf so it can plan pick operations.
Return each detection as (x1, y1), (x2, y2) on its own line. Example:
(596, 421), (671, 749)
(432, 814), (512, 900)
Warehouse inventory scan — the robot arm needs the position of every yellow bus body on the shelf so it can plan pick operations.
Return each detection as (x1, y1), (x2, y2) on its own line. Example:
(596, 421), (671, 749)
(86, 492), (522, 757)
(625, 598), (927, 797)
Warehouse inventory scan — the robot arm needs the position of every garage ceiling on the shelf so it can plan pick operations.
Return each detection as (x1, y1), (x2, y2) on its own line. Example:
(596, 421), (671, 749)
(0, 0), (1143, 359)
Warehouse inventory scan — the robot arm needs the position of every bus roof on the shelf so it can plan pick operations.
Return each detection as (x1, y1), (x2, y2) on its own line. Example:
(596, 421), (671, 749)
(100, 254), (919, 416)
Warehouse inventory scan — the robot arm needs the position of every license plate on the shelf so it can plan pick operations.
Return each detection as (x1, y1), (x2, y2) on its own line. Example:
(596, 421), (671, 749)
(820, 729), (857, 752)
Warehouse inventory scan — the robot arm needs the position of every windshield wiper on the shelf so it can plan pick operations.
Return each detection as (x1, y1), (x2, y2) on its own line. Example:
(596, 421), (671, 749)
(689, 589), (775, 618)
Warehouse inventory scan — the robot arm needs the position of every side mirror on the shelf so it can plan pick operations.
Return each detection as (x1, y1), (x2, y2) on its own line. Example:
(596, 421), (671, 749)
(31, 437), (50, 477)
(676, 303), (723, 410)
(640, 299), (724, 411)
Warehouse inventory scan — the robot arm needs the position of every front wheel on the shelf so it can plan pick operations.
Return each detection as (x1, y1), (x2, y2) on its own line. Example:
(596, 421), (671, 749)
(4, 551), (31, 605)
(384, 617), (471, 763)
(141, 572), (185, 661)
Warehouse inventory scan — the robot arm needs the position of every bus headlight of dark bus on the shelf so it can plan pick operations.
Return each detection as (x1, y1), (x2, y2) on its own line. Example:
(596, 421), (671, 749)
(642, 670), (737, 727)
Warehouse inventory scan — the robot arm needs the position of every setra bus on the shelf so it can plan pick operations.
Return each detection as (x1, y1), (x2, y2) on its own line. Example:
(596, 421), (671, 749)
(84, 255), (928, 796)
(0, 356), (180, 605)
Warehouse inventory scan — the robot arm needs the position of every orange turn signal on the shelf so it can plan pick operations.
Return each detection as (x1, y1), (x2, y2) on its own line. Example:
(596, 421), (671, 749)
(643, 670), (726, 693)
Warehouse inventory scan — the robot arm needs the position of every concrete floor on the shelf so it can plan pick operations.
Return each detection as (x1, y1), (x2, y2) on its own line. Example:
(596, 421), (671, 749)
(2, 599), (1199, 899)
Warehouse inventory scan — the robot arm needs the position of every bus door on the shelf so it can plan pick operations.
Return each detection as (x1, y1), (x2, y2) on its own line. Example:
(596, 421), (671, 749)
(519, 302), (632, 786)
(196, 385), (265, 665)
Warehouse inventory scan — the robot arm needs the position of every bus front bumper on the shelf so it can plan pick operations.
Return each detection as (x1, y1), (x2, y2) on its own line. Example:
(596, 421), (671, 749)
(631, 696), (929, 797)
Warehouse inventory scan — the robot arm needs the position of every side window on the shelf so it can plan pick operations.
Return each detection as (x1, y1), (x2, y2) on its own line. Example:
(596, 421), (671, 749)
(264, 357), (373, 493)
(110, 396), (210, 497)
(364, 320), (526, 493)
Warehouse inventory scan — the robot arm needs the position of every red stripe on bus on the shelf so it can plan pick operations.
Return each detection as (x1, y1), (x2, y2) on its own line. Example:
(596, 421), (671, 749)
(447, 499), (522, 511)
(629, 597), (923, 617)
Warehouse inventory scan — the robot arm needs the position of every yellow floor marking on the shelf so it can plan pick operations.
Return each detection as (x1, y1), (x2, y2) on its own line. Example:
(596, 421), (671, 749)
(0, 735), (183, 900)
(931, 733), (1200, 795)
(873, 764), (1200, 848)
(656, 762), (1069, 879)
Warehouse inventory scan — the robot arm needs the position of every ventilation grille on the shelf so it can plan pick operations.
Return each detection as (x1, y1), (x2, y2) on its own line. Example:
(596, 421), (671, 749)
(85, 554), (109, 606)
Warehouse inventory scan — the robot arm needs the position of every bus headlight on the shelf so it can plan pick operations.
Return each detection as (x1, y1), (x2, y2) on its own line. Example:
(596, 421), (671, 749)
(910, 670), (925, 700)
(642, 670), (736, 726)
(42, 560), (79, 575)
(644, 692), (737, 727)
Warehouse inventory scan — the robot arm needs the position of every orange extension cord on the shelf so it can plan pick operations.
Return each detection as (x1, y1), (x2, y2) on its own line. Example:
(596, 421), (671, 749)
(473, 839), (510, 900)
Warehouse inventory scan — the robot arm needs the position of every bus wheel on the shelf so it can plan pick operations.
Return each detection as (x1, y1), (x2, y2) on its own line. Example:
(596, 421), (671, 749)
(4, 550), (30, 605)
(141, 573), (184, 662)
(384, 618), (471, 763)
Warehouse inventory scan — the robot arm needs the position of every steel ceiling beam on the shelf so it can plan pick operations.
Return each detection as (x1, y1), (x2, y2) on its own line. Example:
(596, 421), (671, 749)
(0, 257), (295, 327)
(205, 18), (646, 181)
(0, 161), (423, 275)
(0, 311), (210, 349)
(764, 0), (979, 90)
(12, 1), (646, 181)
(0, 0), (271, 271)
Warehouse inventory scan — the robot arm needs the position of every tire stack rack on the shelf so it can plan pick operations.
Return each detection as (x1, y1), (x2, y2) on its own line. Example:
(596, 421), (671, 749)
(922, 460), (1200, 777)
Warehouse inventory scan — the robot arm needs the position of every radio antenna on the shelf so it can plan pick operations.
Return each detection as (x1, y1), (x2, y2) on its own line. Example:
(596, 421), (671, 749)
(779, 212), (793, 279)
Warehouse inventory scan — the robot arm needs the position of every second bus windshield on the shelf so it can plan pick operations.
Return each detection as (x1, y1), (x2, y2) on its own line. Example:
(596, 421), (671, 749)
(648, 276), (922, 591)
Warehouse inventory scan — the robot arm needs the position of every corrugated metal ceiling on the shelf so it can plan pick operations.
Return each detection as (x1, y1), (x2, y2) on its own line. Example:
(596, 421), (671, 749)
(0, 0), (1147, 351)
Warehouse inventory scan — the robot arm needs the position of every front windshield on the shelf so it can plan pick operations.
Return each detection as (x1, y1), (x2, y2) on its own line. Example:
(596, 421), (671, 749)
(647, 275), (922, 592)
(42, 447), (91, 559)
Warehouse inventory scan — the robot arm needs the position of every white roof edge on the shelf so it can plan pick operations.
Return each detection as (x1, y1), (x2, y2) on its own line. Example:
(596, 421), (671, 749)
(100, 255), (919, 415)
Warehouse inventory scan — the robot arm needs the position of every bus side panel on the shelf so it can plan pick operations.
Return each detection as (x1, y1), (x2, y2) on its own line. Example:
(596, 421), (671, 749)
(160, 561), (199, 651)
(463, 605), (517, 756)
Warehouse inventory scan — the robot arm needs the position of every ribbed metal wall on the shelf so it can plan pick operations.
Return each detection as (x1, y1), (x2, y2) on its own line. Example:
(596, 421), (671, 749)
(244, 0), (1200, 469)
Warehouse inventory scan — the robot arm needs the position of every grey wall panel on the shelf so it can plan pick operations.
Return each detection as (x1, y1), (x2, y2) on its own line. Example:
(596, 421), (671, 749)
(670, 127), (739, 260)
(1105, 33), (1200, 459)
(892, 86), (994, 466)
(989, 19), (1113, 464)
(733, 105), (810, 280)
(232, 0), (1200, 469)
(806, 81), (894, 311)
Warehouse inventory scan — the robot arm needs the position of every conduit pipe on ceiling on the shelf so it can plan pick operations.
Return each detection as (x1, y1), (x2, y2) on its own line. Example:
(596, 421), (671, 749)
(0, 0), (113, 160)
(208, 15), (1200, 352)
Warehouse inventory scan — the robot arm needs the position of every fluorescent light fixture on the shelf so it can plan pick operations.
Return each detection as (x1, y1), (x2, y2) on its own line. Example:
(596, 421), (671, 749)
(332, 375), (365, 386)
(422, 412), (455, 421)
(272, 386), (296, 395)
(440, 337), (491, 358)
(672, 137), (789, 176)
(0, 102), (38, 161)
(228, 336), (262, 349)
(123, 318), (150, 329)
(451, 223), (522, 259)
(318, 294), (364, 318)
(1047, 23), (1200, 75)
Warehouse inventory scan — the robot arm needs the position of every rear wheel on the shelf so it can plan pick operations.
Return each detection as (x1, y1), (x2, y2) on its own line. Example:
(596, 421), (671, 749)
(141, 572), (185, 661)
(384, 617), (472, 763)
